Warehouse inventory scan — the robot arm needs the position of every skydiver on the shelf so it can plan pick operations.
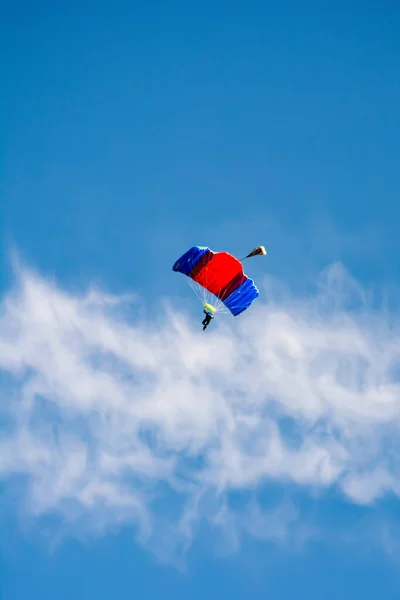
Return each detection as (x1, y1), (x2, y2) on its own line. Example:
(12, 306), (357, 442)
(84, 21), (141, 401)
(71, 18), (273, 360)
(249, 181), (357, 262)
(202, 309), (213, 330)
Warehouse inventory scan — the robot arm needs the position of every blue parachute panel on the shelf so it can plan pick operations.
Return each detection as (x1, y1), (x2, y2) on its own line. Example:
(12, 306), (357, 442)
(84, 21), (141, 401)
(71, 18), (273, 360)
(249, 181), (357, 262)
(223, 277), (259, 316)
(172, 246), (211, 276)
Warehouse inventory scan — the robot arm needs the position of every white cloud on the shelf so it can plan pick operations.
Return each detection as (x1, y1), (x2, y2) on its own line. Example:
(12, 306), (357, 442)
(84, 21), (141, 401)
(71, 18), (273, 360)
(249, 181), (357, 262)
(1, 260), (400, 563)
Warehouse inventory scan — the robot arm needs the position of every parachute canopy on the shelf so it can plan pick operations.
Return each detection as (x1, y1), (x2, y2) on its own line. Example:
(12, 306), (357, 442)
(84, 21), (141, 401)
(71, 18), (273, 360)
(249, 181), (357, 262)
(172, 245), (265, 316)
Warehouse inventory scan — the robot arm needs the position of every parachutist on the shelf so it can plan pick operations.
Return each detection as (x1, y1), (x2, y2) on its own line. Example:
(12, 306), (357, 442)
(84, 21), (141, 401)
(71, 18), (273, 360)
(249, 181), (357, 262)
(202, 303), (215, 330)
(202, 310), (213, 330)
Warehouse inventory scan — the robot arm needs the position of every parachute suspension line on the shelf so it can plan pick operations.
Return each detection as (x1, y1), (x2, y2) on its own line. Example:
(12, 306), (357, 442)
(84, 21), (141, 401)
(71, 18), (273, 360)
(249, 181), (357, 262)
(186, 278), (205, 305)
(186, 278), (226, 314)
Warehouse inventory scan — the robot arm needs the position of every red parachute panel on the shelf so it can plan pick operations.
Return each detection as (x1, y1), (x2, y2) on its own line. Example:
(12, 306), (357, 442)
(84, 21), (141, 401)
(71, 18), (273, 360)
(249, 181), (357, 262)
(191, 252), (244, 296)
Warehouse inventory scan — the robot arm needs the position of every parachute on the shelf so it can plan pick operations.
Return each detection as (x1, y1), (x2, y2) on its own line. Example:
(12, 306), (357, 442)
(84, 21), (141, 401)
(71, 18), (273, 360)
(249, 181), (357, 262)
(172, 245), (266, 321)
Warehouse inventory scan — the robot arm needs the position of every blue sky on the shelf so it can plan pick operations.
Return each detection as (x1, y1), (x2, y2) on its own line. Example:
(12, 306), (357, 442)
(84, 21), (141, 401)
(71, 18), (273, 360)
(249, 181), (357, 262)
(2, 2), (400, 598)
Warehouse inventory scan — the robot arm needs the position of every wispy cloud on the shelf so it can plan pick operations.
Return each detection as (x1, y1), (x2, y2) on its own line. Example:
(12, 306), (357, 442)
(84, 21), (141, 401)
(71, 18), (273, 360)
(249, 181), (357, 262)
(1, 260), (400, 564)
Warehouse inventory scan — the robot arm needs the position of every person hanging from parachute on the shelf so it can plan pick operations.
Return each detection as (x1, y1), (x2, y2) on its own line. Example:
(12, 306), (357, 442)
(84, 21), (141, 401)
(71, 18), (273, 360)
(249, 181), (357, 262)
(172, 244), (267, 330)
(202, 303), (215, 330)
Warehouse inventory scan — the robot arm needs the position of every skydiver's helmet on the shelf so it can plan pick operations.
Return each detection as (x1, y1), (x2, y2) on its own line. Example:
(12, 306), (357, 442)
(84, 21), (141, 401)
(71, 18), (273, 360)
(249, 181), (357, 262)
(203, 303), (215, 318)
